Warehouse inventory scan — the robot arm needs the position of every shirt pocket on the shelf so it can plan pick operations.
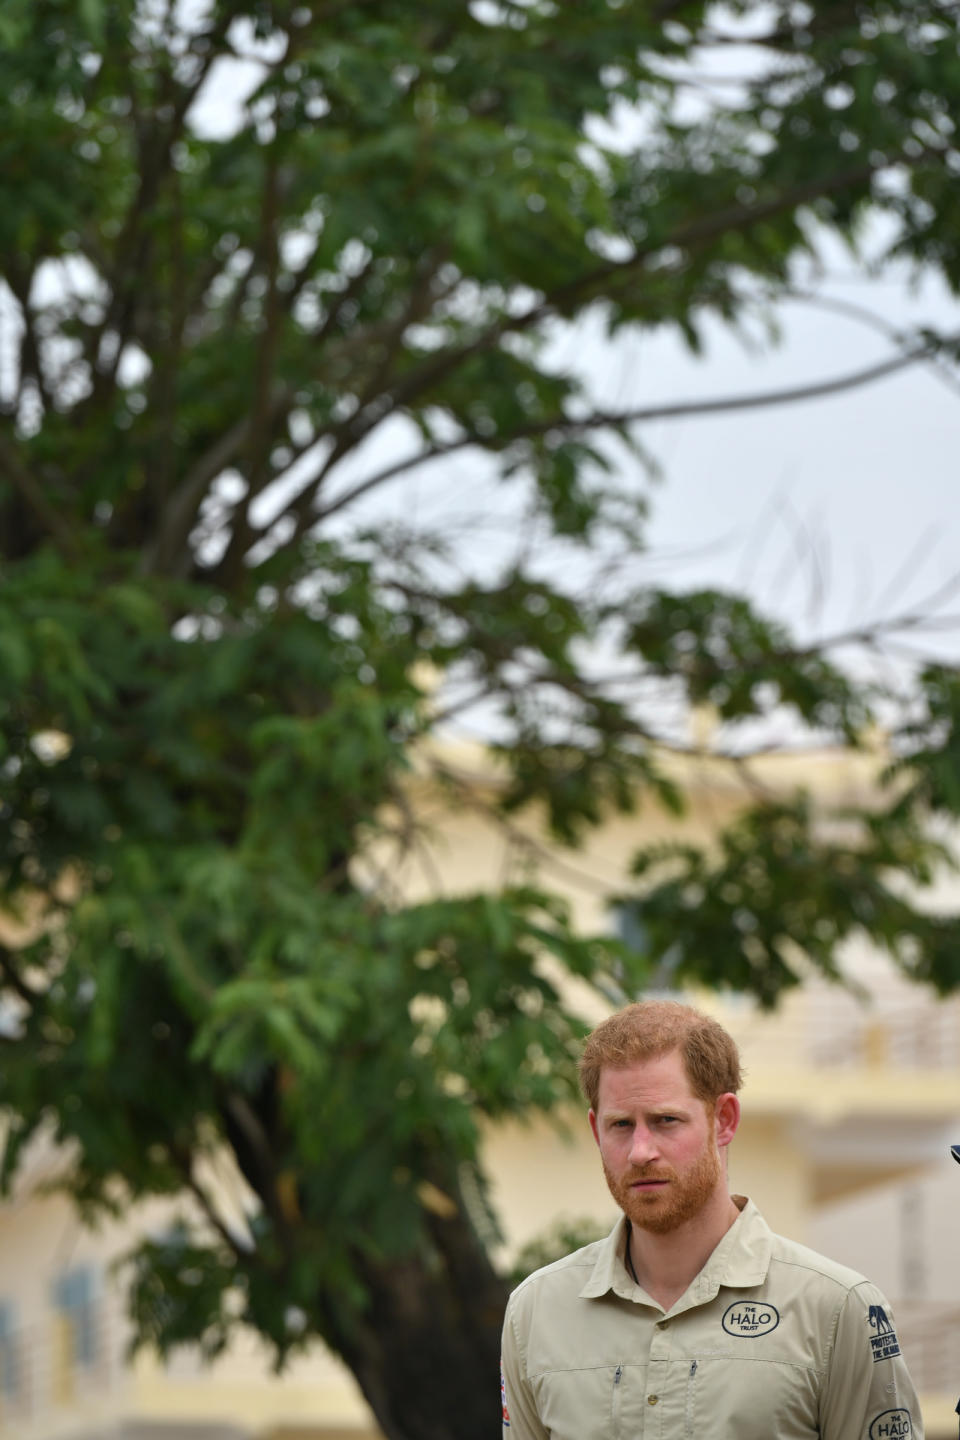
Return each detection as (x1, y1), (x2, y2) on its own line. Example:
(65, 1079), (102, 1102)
(684, 1354), (820, 1440)
(531, 1363), (626, 1440)
(612, 1362), (624, 1438)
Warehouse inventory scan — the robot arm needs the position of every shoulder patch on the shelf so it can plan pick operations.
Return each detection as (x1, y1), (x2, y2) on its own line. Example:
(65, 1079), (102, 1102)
(501, 1364), (511, 1427)
(868, 1305), (901, 1363)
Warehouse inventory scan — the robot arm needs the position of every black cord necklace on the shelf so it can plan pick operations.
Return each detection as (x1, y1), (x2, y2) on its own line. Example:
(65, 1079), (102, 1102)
(625, 1226), (640, 1286)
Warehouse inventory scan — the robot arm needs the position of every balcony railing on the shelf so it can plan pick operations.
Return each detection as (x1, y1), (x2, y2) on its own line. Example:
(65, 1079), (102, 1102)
(724, 989), (960, 1073)
(897, 1304), (960, 1395)
(0, 1296), (127, 1434)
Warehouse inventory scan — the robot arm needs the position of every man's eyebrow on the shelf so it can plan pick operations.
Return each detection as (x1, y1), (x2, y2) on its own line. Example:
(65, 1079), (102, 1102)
(600, 1102), (694, 1120)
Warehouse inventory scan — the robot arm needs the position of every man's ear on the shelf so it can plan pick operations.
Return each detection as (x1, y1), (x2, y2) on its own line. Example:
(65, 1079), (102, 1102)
(588, 1108), (600, 1148)
(714, 1092), (741, 1149)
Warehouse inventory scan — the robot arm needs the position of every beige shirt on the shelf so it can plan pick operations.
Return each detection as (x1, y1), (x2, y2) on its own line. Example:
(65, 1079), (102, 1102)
(501, 1198), (922, 1440)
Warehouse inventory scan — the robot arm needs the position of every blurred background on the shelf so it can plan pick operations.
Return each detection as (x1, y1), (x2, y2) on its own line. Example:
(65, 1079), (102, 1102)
(3, 2), (960, 1439)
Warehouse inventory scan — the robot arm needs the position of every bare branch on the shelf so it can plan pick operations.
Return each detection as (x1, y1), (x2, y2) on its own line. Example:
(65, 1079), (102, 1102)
(168, 1144), (253, 1259)
(306, 332), (946, 531)
(185, 1172), (251, 1256)
(786, 287), (960, 402)
(221, 1091), (280, 1195)
(424, 758), (630, 899)
(213, 153), (285, 587)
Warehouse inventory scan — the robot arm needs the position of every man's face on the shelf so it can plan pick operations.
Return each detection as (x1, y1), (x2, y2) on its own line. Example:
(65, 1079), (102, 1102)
(588, 1048), (723, 1235)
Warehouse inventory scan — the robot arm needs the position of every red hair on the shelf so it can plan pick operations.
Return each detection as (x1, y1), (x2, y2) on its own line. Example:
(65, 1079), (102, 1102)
(579, 1000), (742, 1110)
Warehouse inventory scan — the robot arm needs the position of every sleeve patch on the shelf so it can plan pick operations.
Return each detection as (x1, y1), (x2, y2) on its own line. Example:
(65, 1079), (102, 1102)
(869, 1409), (913, 1440)
(868, 1305), (902, 1362)
(501, 1363), (511, 1427)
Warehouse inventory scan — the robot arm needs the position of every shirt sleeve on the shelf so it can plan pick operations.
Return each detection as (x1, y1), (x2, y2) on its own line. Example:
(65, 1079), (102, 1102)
(501, 1293), (550, 1440)
(819, 1282), (924, 1440)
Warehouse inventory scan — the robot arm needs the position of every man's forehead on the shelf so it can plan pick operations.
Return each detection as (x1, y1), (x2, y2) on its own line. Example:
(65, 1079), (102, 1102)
(595, 1048), (701, 1108)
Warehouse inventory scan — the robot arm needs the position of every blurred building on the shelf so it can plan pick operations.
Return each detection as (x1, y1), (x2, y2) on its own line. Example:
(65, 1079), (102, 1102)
(1, 741), (958, 1439)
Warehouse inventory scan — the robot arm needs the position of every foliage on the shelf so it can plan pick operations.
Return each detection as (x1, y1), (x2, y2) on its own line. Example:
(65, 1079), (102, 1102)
(2, 3), (960, 1438)
(507, 1215), (611, 1289)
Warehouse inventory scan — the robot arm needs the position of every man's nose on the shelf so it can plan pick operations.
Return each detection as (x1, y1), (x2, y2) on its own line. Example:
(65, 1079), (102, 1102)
(628, 1125), (660, 1166)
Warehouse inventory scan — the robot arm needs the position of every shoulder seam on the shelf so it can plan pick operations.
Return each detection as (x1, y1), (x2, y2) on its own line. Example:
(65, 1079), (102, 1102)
(509, 1249), (598, 1300)
(767, 1255), (865, 1292)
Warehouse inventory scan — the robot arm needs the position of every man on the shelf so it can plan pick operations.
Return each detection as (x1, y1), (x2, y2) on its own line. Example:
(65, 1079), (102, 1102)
(500, 1000), (922, 1439)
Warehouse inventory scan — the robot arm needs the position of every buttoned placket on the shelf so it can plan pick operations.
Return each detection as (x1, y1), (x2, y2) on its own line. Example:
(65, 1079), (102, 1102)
(619, 1220), (769, 1438)
(575, 1203), (776, 1440)
(644, 1313), (672, 1424)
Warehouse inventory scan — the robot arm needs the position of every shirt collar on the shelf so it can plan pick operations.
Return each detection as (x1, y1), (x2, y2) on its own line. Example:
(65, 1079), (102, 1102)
(578, 1197), (772, 1306)
(578, 1214), (637, 1302)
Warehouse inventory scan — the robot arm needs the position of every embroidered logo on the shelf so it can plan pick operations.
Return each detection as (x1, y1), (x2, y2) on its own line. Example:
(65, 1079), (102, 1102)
(722, 1301), (780, 1337)
(501, 1365), (511, 1427)
(869, 1305), (902, 1363)
(869, 1409), (913, 1439)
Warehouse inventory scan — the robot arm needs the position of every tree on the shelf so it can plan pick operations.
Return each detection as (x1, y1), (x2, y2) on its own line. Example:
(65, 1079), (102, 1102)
(2, 3), (960, 1437)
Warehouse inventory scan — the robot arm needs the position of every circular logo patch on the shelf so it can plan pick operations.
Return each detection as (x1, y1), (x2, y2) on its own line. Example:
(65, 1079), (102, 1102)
(721, 1301), (780, 1337)
(869, 1411), (912, 1440)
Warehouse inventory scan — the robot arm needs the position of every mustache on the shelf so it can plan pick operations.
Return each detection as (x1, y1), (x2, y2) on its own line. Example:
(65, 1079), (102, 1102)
(623, 1166), (675, 1184)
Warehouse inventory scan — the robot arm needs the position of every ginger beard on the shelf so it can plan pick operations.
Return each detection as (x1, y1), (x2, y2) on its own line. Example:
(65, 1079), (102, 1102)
(601, 1111), (722, 1234)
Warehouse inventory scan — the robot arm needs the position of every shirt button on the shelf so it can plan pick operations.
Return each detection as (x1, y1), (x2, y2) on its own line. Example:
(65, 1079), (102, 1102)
(647, 1395), (659, 1406)
(656, 1320), (668, 1330)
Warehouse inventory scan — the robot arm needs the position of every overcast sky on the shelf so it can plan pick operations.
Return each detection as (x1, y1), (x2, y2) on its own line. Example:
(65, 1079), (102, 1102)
(616, 260), (960, 659)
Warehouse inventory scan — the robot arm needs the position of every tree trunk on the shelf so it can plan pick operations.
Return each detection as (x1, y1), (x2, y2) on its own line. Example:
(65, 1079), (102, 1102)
(324, 1204), (510, 1440)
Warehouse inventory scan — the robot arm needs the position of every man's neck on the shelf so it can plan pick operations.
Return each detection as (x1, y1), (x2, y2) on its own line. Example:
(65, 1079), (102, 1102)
(626, 1189), (743, 1313)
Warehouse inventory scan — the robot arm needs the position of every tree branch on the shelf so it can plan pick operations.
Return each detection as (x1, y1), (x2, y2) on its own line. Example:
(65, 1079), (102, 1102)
(513, 335), (952, 435)
(140, 168), (191, 520)
(139, 379), (289, 578)
(231, 136), (949, 567)
(0, 429), (78, 557)
(169, 1143), (254, 1259)
(81, 12), (232, 406)
(786, 287), (960, 401)
(305, 333), (946, 531)
(213, 152), (285, 588)
(284, 247), (452, 547)
(320, 154), (889, 456)
(5, 262), (54, 414)
(267, 149), (924, 542)
(0, 942), (41, 1009)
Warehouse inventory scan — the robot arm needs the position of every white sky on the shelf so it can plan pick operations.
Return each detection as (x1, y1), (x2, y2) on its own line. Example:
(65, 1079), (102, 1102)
(616, 264), (960, 658)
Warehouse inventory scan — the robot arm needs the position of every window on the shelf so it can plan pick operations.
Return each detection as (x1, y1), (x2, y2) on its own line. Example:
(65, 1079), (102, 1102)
(0, 1301), (20, 1403)
(52, 1266), (98, 1371)
(612, 903), (681, 998)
